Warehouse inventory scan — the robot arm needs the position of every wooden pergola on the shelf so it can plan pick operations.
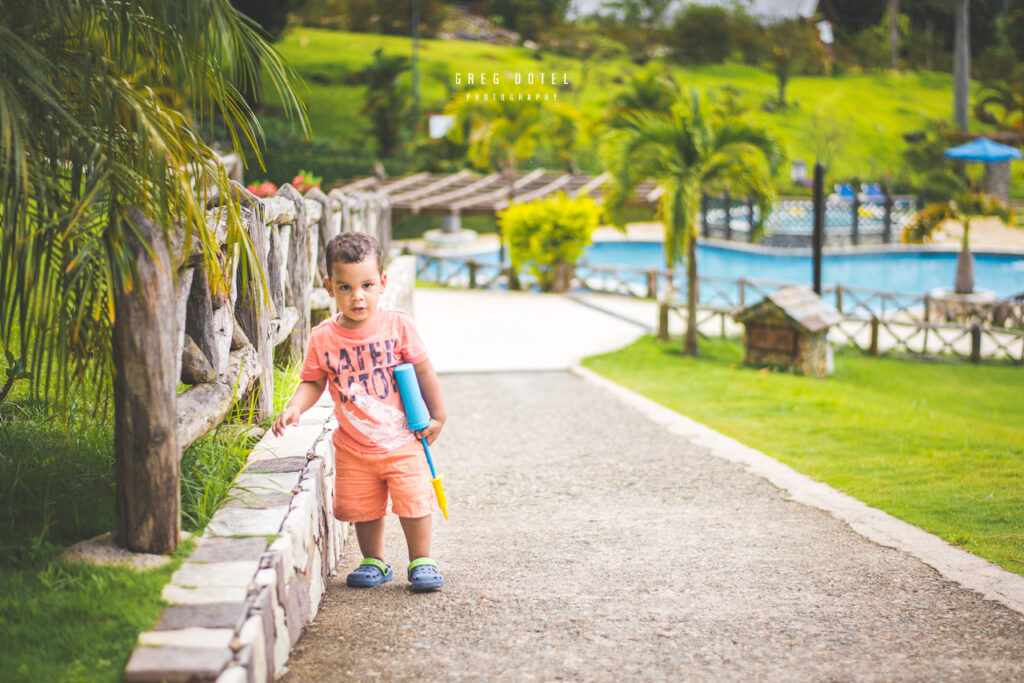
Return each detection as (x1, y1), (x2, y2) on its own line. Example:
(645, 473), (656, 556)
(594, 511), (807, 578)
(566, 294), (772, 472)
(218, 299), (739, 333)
(336, 169), (662, 226)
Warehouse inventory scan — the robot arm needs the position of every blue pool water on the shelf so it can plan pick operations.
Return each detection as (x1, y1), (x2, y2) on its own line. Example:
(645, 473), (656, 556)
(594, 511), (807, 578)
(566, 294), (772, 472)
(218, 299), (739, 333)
(582, 242), (1024, 298)
(467, 241), (1024, 298)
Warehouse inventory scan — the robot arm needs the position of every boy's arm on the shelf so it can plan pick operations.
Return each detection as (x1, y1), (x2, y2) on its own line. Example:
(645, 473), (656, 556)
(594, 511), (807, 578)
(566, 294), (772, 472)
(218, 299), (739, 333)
(413, 359), (446, 445)
(271, 379), (326, 436)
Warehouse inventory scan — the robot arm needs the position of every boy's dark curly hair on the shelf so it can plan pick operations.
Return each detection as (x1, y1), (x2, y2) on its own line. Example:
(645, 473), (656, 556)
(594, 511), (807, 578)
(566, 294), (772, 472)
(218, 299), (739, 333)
(324, 232), (382, 274)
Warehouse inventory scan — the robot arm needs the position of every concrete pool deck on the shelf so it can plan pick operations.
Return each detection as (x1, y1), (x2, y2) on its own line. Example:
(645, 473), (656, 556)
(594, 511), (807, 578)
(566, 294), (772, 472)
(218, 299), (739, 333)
(399, 216), (1024, 253)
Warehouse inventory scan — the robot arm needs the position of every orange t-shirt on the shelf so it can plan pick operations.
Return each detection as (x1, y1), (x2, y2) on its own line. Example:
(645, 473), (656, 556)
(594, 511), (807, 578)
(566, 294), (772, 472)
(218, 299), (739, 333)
(299, 309), (429, 455)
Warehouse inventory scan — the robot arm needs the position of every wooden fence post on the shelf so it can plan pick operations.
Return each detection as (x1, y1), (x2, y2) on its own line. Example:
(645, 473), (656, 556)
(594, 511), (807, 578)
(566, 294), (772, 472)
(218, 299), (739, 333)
(468, 260), (478, 289)
(113, 208), (180, 554)
(723, 191), (732, 241)
(971, 324), (982, 363)
(658, 302), (670, 341)
(701, 194), (709, 238)
(277, 184), (312, 364)
(746, 196), (756, 242)
(185, 266), (220, 377)
(646, 269), (658, 299)
(306, 187), (332, 281)
(883, 191), (893, 243)
(379, 194), (393, 260)
(869, 316), (880, 355)
(851, 192), (860, 246)
(235, 201), (274, 421)
(922, 295), (931, 353)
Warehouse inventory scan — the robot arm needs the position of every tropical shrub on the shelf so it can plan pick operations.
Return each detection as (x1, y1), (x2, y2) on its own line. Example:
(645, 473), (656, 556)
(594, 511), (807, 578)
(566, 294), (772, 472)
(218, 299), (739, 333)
(499, 193), (602, 292)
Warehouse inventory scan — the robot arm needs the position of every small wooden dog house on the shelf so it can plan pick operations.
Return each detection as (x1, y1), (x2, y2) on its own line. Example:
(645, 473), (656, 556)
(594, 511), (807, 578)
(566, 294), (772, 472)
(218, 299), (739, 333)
(734, 286), (841, 378)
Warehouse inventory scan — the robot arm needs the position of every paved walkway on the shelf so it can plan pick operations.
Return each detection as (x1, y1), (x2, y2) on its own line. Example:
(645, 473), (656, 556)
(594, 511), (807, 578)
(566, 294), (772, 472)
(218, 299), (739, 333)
(282, 289), (1024, 681)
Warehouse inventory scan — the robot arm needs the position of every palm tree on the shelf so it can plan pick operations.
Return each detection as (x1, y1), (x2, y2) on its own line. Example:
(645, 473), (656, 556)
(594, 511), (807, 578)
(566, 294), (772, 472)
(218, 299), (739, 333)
(0, 0), (306, 406)
(605, 91), (781, 355)
(902, 192), (1013, 294)
(605, 67), (679, 127)
(973, 65), (1024, 130)
(361, 48), (412, 158)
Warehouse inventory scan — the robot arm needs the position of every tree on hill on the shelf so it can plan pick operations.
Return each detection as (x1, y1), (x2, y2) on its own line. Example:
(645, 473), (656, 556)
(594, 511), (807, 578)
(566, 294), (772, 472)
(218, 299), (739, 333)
(669, 4), (756, 65)
(473, 0), (572, 40)
(604, 91), (781, 356)
(360, 48), (412, 158)
(974, 65), (1024, 130)
(605, 67), (679, 127)
(762, 18), (828, 107)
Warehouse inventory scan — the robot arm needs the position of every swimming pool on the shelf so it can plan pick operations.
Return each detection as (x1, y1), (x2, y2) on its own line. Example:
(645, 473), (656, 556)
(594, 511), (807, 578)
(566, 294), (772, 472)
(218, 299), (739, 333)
(465, 241), (1024, 299)
(584, 242), (1024, 299)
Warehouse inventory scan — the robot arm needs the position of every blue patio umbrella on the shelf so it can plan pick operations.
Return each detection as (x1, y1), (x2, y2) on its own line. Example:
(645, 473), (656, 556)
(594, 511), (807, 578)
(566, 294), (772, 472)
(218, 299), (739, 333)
(943, 137), (1022, 162)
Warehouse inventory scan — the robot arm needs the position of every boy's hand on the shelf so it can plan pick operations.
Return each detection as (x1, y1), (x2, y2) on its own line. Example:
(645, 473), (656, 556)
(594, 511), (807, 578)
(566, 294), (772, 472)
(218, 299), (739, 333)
(272, 405), (302, 436)
(414, 418), (444, 446)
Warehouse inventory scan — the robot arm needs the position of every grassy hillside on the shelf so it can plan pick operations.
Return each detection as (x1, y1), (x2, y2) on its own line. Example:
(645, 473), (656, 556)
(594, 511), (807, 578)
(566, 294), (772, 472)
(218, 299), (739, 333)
(263, 28), (978, 188)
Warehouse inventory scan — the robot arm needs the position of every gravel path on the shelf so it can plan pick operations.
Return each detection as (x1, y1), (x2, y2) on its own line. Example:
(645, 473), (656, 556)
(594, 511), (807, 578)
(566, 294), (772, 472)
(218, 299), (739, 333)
(282, 372), (1024, 681)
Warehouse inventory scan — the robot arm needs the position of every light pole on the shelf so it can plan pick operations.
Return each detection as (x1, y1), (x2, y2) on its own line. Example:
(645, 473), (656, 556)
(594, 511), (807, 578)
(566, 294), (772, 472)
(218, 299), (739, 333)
(953, 0), (970, 132)
(412, 0), (420, 124)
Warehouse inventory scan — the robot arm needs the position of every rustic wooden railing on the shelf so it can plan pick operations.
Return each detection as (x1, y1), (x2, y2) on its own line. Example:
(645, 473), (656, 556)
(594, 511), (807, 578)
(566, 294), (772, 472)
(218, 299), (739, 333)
(113, 182), (391, 554)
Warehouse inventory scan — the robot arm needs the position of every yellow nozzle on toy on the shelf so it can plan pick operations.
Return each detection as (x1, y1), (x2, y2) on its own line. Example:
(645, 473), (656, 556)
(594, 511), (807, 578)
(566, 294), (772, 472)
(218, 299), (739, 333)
(432, 476), (449, 520)
(395, 363), (450, 519)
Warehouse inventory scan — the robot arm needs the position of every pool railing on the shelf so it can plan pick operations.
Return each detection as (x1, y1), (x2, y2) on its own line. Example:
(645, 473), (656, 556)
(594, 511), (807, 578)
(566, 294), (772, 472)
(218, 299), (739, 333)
(413, 253), (1024, 364)
(700, 193), (921, 248)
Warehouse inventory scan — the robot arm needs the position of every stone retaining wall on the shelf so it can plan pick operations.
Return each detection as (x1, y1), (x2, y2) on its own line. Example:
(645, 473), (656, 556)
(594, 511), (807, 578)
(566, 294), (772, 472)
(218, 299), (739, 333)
(124, 256), (416, 682)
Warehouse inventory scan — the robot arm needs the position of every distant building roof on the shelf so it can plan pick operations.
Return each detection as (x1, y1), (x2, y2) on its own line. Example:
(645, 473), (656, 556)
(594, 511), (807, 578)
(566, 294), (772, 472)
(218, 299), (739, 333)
(745, 0), (818, 21)
(569, 0), (819, 23)
(735, 286), (841, 334)
(337, 170), (661, 216)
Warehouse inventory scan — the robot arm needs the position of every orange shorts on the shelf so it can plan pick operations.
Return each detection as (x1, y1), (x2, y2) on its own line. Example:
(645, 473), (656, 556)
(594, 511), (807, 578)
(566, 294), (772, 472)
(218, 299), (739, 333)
(332, 438), (434, 522)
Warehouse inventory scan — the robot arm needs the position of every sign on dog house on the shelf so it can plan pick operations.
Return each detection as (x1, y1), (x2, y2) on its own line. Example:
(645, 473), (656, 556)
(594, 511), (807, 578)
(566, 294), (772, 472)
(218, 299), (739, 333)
(734, 286), (841, 378)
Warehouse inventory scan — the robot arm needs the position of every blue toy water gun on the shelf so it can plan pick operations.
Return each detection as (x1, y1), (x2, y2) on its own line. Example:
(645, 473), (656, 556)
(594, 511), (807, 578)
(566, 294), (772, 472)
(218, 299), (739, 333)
(394, 363), (448, 519)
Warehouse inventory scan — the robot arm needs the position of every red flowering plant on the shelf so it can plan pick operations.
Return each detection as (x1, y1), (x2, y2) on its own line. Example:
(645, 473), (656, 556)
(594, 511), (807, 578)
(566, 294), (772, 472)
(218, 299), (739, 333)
(246, 170), (321, 197)
(245, 181), (278, 197)
(291, 170), (322, 193)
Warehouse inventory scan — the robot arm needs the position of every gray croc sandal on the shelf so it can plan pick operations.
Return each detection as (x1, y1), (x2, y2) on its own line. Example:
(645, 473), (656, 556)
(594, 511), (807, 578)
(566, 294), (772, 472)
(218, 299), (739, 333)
(347, 557), (393, 587)
(408, 557), (444, 592)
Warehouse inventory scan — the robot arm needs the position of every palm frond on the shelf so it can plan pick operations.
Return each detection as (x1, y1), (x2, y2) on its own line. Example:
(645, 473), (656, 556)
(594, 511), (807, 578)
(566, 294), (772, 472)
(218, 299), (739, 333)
(902, 202), (954, 244)
(0, 0), (307, 410)
(603, 90), (779, 268)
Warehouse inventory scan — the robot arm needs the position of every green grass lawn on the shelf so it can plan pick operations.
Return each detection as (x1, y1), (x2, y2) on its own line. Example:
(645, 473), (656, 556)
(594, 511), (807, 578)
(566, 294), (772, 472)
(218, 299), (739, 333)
(0, 550), (187, 683)
(583, 335), (1024, 575)
(0, 362), (303, 682)
(264, 27), (998, 187)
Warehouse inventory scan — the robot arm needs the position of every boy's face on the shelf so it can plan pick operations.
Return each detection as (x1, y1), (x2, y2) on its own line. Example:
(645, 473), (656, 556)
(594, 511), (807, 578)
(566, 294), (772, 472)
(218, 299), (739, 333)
(325, 257), (387, 330)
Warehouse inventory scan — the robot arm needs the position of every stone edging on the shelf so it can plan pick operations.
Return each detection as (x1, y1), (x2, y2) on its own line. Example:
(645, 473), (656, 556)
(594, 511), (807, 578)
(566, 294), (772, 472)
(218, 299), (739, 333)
(570, 364), (1024, 617)
(125, 397), (344, 683)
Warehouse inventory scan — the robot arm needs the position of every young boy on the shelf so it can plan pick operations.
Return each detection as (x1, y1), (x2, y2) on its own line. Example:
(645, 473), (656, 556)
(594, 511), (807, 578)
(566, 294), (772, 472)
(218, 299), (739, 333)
(271, 232), (447, 592)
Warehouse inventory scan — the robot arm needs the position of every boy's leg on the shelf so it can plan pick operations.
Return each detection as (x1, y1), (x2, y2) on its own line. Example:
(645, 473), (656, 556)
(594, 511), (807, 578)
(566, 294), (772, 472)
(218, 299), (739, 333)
(401, 514), (443, 591)
(347, 517), (392, 588)
(354, 517), (386, 560)
(399, 514), (431, 562)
